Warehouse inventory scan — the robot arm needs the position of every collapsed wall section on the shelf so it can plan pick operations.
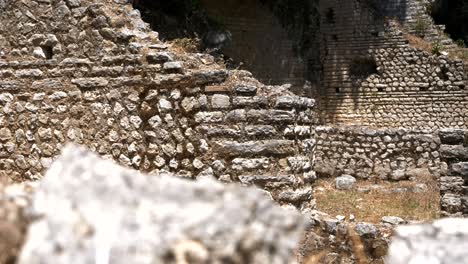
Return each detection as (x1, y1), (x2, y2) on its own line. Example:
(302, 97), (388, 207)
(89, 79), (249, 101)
(0, 0), (317, 209)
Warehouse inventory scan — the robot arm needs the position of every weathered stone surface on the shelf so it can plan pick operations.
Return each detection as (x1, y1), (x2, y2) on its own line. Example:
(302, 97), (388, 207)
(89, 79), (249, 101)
(441, 193), (463, 214)
(238, 174), (296, 186)
(247, 109), (295, 123)
(211, 94), (230, 109)
(19, 145), (305, 264)
(387, 218), (468, 264)
(450, 162), (468, 177)
(163, 61), (183, 73)
(146, 52), (173, 64)
(275, 96), (315, 109)
(381, 216), (405, 226)
(440, 145), (468, 159)
(335, 175), (356, 190)
(71, 78), (109, 89)
(439, 129), (465, 145)
(355, 222), (378, 238)
(277, 187), (313, 203)
(214, 140), (296, 157)
(235, 84), (257, 95)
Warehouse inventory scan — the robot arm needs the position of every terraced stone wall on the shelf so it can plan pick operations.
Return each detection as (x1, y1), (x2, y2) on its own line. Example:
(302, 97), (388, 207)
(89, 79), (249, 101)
(319, 0), (467, 129)
(0, 0), (318, 209)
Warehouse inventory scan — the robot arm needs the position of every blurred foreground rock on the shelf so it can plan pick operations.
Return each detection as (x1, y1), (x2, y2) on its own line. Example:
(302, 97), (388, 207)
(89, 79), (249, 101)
(0, 181), (35, 264)
(18, 144), (305, 264)
(387, 218), (468, 264)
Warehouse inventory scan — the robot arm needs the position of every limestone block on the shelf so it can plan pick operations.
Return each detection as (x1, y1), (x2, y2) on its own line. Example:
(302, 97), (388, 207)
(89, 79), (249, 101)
(387, 218), (468, 264)
(440, 145), (468, 159)
(214, 140), (296, 157)
(335, 175), (356, 190)
(19, 144), (305, 264)
(439, 129), (465, 145)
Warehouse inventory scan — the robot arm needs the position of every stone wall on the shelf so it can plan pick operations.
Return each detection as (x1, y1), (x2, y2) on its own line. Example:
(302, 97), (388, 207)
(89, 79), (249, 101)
(439, 129), (468, 216)
(190, 73), (317, 209)
(318, 0), (467, 129)
(18, 144), (305, 264)
(315, 126), (468, 216)
(199, 0), (307, 89)
(314, 126), (441, 180)
(0, 0), (317, 209)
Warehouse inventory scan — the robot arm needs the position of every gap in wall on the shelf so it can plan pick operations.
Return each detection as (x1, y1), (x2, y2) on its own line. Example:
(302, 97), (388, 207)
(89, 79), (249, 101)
(132, 0), (321, 95)
(431, 0), (468, 45)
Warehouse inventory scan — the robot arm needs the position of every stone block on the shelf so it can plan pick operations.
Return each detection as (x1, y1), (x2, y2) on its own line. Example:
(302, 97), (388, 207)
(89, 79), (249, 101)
(245, 125), (278, 137)
(440, 145), (468, 159)
(275, 96), (315, 109)
(234, 84), (257, 95)
(214, 140), (296, 157)
(440, 176), (464, 193)
(277, 187), (313, 203)
(439, 129), (465, 145)
(441, 193), (463, 214)
(450, 162), (468, 178)
(210, 94), (231, 109)
(146, 52), (173, 64)
(197, 125), (242, 138)
(163, 61), (183, 73)
(19, 144), (305, 264)
(232, 96), (268, 107)
(335, 175), (356, 190)
(232, 157), (271, 171)
(238, 174), (296, 186)
(388, 218), (468, 264)
(246, 109), (295, 123)
(194, 111), (224, 123)
(71, 78), (109, 89)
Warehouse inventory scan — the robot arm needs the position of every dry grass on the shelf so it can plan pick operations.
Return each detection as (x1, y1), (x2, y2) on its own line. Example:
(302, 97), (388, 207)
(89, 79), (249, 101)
(314, 172), (440, 223)
(168, 37), (202, 54)
(400, 24), (468, 63)
(404, 33), (433, 54)
(450, 47), (468, 63)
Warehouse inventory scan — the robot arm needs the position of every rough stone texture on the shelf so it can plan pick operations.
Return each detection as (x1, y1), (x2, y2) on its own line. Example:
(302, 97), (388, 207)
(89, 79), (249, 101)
(387, 218), (468, 264)
(335, 175), (356, 190)
(19, 144), (305, 264)
(0, 0), (317, 209)
(438, 129), (468, 216)
(0, 181), (34, 264)
(299, 211), (391, 263)
(315, 126), (441, 180)
(319, 0), (467, 129)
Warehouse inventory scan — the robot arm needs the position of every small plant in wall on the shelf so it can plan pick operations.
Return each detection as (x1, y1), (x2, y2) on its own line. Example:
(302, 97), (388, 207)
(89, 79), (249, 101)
(414, 15), (429, 37)
(455, 39), (466, 48)
(431, 41), (444, 55)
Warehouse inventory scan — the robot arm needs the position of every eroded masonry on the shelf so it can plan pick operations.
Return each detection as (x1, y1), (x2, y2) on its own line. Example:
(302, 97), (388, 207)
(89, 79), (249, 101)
(0, 0), (466, 218)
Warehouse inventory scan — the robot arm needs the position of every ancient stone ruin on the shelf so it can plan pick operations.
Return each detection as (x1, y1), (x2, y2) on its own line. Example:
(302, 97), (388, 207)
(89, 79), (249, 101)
(0, 0), (467, 263)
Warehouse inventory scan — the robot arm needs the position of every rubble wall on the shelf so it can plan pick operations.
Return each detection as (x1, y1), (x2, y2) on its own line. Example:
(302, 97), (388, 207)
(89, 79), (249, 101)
(0, 0), (317, 209)
(439, 129), (468, 216)
(314, 126), (441, 180)
(315, 126), (468, 216)
(319, 0), (467, 129)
